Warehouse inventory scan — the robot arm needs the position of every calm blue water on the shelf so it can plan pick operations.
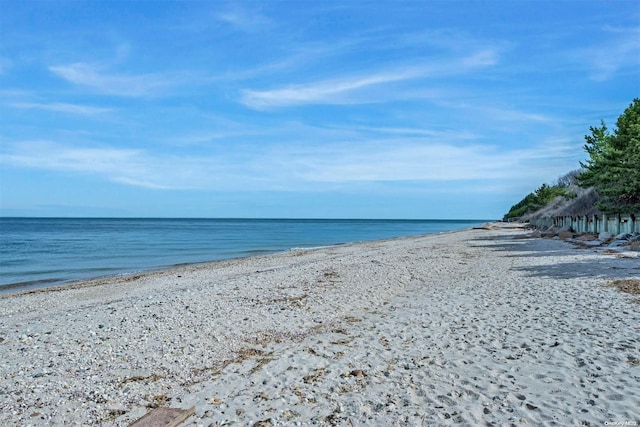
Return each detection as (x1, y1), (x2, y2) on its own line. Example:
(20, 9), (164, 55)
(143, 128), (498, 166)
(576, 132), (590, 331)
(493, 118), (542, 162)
(0, 218), (486, 292)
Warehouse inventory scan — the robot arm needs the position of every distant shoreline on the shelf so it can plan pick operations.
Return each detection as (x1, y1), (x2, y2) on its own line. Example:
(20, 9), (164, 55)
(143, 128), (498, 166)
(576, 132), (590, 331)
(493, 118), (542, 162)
(0, 217), (489, 295)
(1, 225), (478, 298)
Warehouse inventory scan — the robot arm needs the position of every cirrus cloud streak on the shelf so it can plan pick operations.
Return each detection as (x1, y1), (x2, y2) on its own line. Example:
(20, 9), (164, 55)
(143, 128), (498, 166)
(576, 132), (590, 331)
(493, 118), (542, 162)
(49, 63), (178, 97)
(1, 134), (581, 193)
(240, 50), (498, 109)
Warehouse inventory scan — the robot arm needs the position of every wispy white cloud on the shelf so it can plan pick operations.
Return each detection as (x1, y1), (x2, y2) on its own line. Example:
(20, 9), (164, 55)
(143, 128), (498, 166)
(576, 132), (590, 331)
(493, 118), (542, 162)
(204, 42), (356, 83)
(240, 50), (498, 109)
(440, 102), (555, 124)
(580, 26), (640, 81)
(0, 133), (581, 194)
(205, 28), (484, 84)
(0, 140), (162, 187)
(325, 125), (477, 140)
(0, 140), (263, 190)
(8, 101), (111, 115)
(395, 28), (504, 53)
(49, 62), (175, 96)
(216, 6), (273, 32)
(268, 138), (579, 184)
(241, 73), (406, 108)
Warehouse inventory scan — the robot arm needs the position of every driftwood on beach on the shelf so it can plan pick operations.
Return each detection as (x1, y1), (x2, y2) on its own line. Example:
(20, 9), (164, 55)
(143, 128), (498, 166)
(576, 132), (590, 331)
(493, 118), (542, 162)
(129, 406), (195, 427)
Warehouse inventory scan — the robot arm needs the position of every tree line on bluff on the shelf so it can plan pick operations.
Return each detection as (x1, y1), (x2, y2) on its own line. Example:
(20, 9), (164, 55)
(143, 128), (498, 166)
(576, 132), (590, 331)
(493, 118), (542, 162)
(505, 98), (640, 220)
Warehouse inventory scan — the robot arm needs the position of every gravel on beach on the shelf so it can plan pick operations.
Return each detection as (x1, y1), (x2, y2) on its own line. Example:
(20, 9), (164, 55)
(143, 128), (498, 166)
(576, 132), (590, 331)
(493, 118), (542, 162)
(1, 226), (639, 426)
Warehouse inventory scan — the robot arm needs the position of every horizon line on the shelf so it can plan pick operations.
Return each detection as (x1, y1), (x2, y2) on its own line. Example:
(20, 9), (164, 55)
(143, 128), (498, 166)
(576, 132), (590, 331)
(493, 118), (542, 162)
(0, 216), (494, 221)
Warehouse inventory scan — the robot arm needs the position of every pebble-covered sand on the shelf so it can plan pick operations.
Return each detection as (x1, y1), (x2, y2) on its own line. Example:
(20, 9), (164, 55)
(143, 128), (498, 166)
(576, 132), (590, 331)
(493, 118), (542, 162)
(1, 226), (639, 426)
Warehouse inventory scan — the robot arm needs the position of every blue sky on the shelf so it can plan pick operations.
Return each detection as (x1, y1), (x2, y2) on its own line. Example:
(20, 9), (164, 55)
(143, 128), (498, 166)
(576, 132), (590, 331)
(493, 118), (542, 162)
(0, 1), (638, 219)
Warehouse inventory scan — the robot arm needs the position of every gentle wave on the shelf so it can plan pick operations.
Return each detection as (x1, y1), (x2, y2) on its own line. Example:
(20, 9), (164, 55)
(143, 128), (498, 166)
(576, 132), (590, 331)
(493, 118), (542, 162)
(289, 244), (346, 251)
(0, 278), (65, 295)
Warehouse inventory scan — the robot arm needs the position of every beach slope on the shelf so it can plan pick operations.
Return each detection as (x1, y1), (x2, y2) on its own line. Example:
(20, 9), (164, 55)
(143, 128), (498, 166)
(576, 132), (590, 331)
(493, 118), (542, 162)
(1, 227), (638, 425)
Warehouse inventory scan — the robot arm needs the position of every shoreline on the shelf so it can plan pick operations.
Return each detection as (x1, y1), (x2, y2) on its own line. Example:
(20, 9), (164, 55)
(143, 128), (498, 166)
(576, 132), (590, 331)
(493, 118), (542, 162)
(0, 226), (478, 298)
(0, 243), (339, 297)
(1, 226), (638, 425)
(1, 217), (488, 296)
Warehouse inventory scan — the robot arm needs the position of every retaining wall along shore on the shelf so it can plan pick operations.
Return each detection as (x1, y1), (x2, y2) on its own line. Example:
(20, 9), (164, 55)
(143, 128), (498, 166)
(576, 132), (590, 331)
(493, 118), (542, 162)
(530, 213), (640, 234)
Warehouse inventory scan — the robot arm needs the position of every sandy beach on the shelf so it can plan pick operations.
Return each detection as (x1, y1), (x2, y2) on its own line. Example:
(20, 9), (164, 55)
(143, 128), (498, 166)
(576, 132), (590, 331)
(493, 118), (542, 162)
(1, 226), (639, 426)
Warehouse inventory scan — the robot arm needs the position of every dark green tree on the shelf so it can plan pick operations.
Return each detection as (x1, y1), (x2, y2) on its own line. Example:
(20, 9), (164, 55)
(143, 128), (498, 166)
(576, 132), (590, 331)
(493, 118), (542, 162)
(610, 98), (640, 210)
(504, 183), (573, 219)
(577, 121), (612, 188)
(578, 99), (640, 213)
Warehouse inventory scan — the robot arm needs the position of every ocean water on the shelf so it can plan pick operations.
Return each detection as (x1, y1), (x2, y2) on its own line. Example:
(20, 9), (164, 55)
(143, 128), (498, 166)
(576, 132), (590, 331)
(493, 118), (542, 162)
(0, 218), (486, 292)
